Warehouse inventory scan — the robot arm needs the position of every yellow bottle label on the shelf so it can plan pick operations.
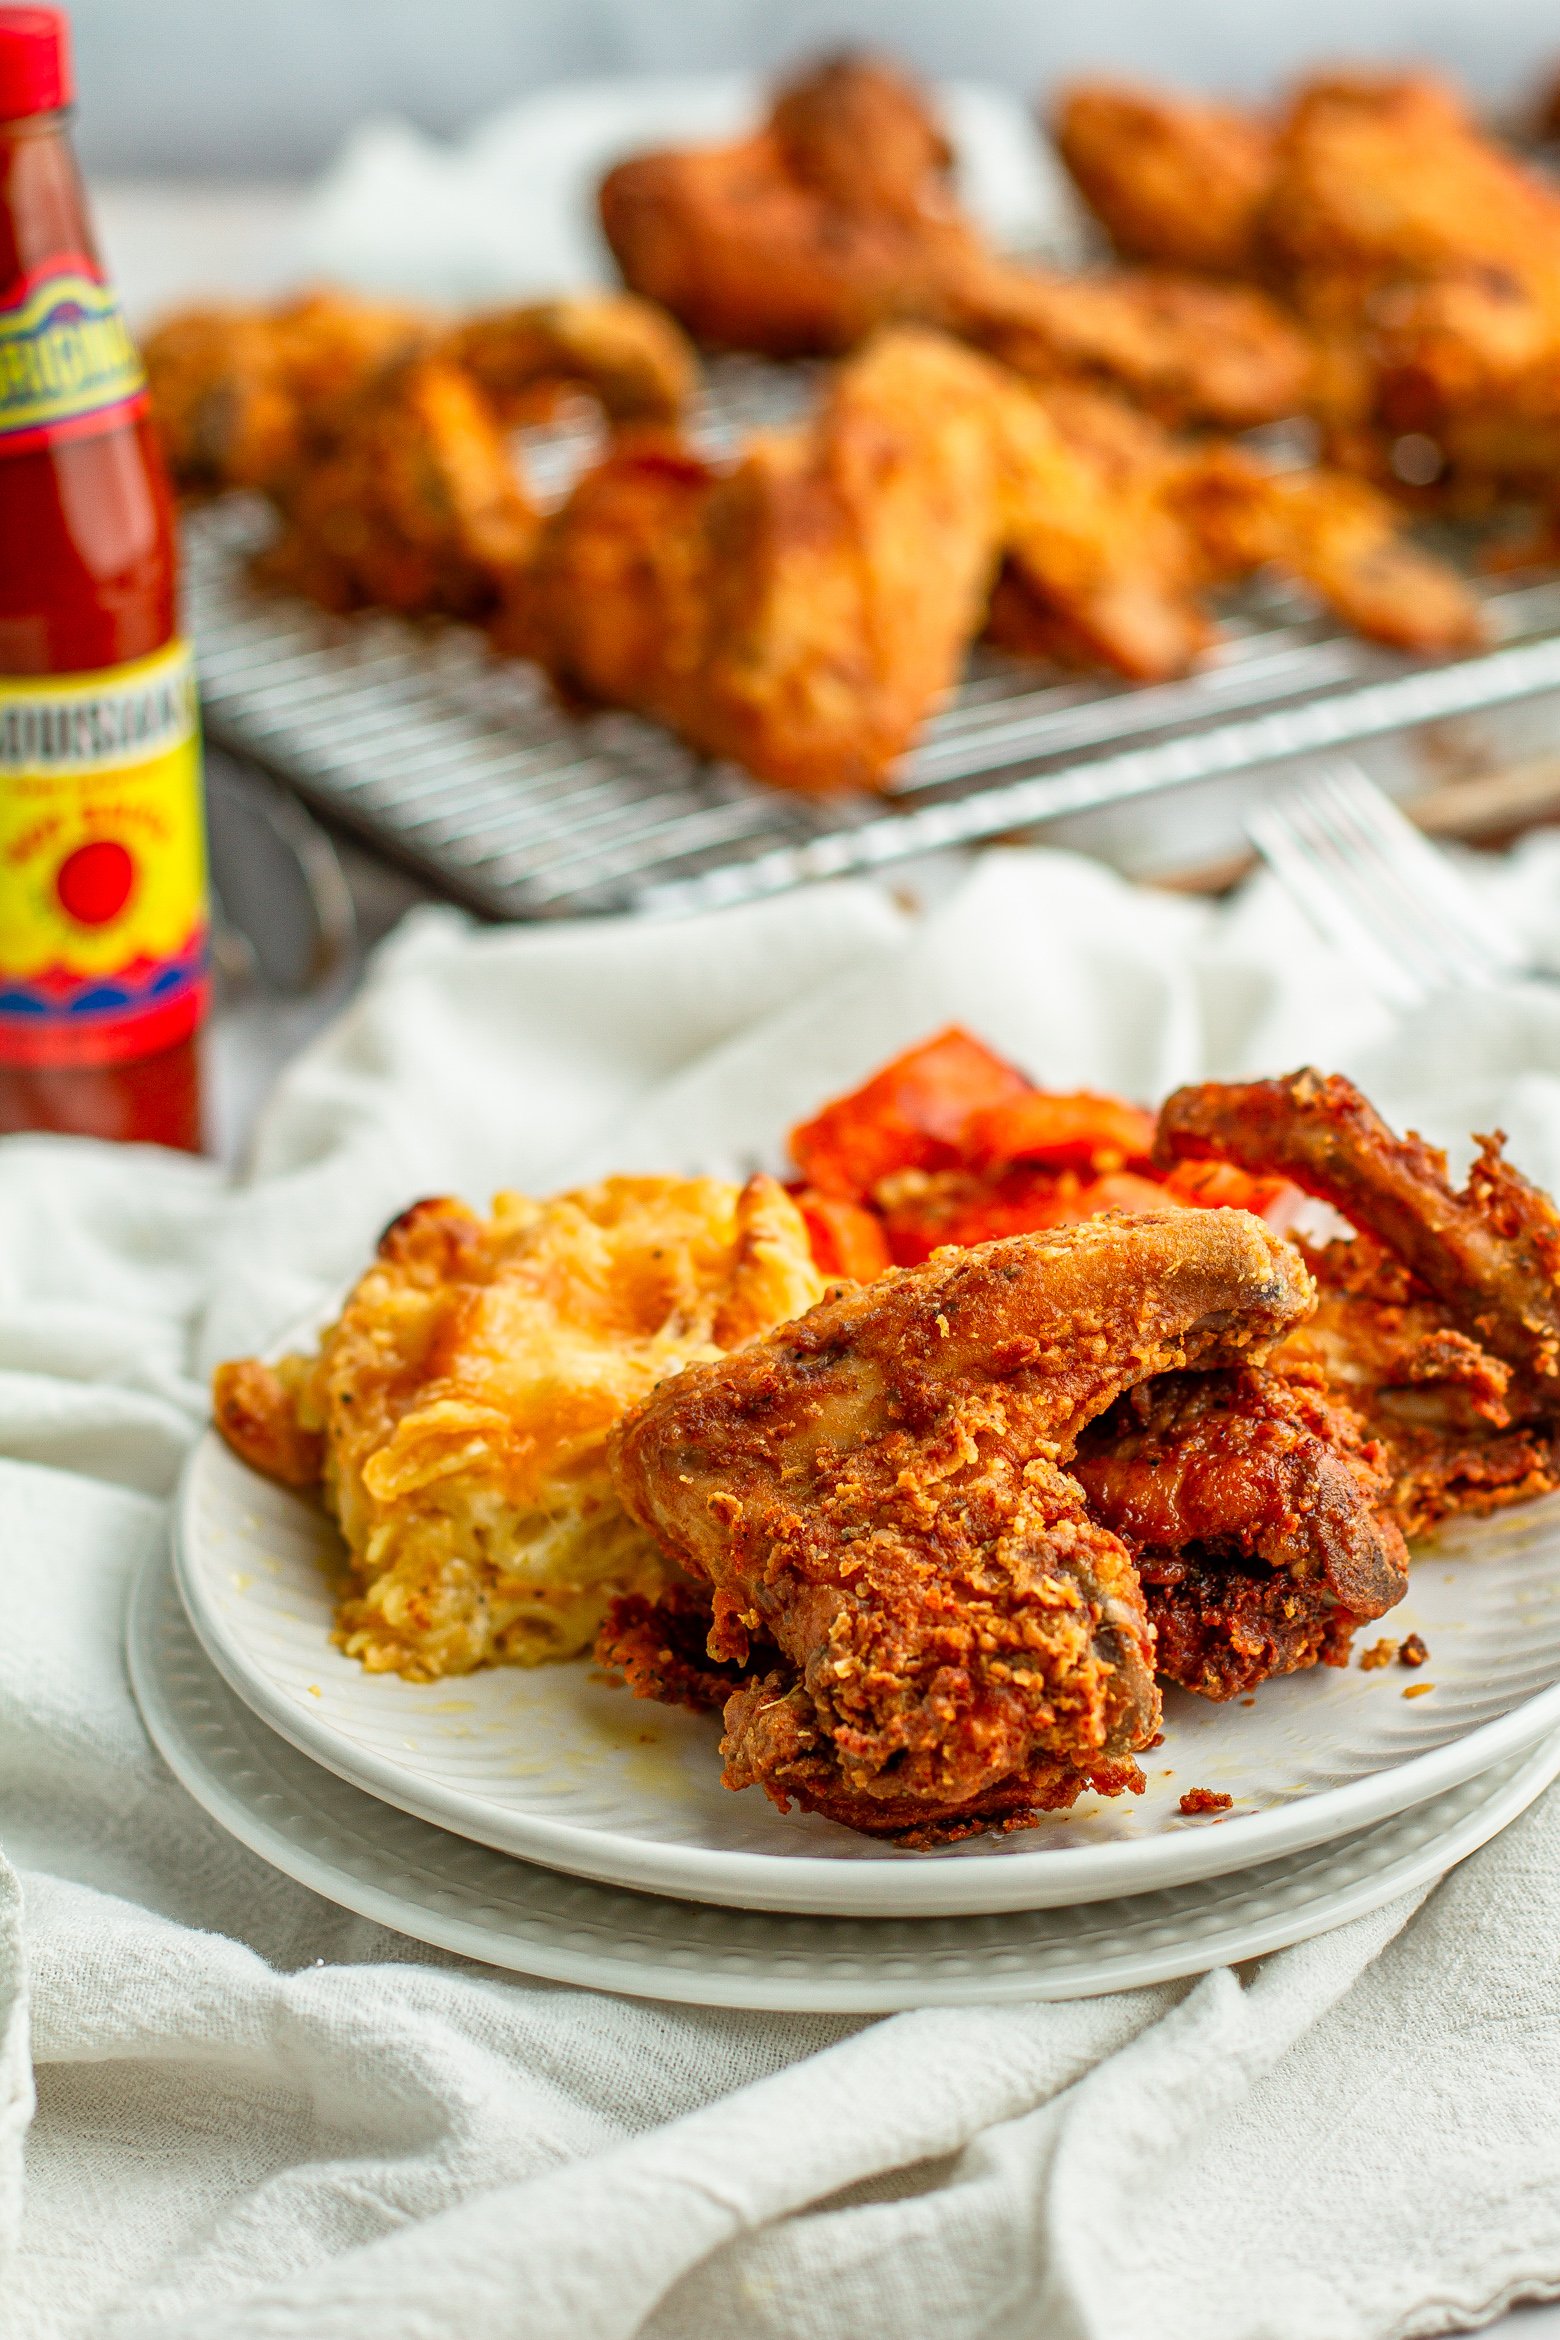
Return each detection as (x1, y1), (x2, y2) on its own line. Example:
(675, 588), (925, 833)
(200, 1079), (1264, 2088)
(0, 641), (208, 1066)
(0, 262), (148, 457)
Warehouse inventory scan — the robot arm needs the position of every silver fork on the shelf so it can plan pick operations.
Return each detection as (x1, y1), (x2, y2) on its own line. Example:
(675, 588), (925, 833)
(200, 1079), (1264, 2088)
(1245, 761), (1530, 1011)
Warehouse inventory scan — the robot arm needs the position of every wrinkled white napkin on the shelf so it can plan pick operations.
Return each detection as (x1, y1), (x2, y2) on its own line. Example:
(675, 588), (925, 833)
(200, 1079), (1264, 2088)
(8, 844), (1560, 2340)
(288, 72), (1079, 303)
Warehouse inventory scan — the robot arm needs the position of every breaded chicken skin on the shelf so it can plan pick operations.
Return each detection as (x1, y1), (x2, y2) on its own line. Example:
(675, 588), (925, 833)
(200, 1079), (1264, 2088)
(610, 1209), (1313, 1839)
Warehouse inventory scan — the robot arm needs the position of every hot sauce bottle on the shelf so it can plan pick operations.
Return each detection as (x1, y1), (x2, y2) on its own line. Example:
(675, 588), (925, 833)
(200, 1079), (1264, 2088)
(0, 6), (207, 1148)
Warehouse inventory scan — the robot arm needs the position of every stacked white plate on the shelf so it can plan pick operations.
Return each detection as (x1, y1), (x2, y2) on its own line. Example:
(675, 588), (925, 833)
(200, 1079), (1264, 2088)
(129, 1416), (1560, 2011)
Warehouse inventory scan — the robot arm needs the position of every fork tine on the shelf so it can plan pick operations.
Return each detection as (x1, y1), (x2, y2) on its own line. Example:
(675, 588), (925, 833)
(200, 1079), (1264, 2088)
(1248, 760), (1525, 1006)
(1320, 766), (1523, 979)
(1284, 781), (1459, 993)
(1246, 798), (1432, 1009)
(1304, 772), (1500, 993)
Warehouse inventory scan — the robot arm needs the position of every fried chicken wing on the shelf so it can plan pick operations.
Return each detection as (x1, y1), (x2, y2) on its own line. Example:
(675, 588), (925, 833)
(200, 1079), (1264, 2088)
(259, 354), (539, 619)
(512, 330), (1010, 791)
(602, 53), (1309, 432)
(1156, 1070), (1560, 1530)
(147, 287), (696, 501)
(144, 289), (429, 495)
(1074, 1364), (1408, 1696)
(1052, 81), (1279, 277)
(442, 293), (694, 426)
(609, 1209), (1312, 1838)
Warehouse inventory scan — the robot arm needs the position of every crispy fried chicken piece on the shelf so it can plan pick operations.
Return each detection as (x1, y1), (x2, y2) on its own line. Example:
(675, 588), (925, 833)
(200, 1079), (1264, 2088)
(610, 1209), (1313, 1839)
(259, 355), (539, 619)
(510, 331), (1008, 790)
(1052, 81), (1279, 277)
(1158, 1071), (1560, 1386)
(983, 379), (1215, 679)
(1265, 76), (1560, 497)
(441, 293), (694, 426)
(993, 385), (1480, 660)
(600, 54), (976, 356)
(147, 288), (696, 503)
(512, 331), (1235, 788)
(602, 53), (1309, 432)
(1167, 442), (1485, 652)
(144, 289), (428, 495)
(1156, 1070), (1560, 1530)
(1074, 1364), (1408, 1697)
(971, 266), (1313, 433)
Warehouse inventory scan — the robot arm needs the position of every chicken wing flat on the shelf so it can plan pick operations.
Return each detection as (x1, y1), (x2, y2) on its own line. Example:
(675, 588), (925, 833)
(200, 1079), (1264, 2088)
(511, 330), (1010, 791)
(1074, 1364), (1408, 1697)
(1052, 81), (1279, 278)
(609, 1209), (1312, 1839)
(1156, 1069), (1560, 1531)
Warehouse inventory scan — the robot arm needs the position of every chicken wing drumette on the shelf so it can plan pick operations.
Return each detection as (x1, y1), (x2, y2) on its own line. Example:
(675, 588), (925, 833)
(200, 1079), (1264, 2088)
(1156, 1069), (1560, 1532)
(608, 1209), (1312, 1839)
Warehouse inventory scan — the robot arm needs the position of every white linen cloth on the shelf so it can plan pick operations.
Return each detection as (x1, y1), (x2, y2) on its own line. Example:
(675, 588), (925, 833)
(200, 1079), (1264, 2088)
(8, 845), (1560, 2340)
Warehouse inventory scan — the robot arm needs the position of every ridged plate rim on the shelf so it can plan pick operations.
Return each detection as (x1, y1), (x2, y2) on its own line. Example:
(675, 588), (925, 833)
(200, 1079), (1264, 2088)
(132, 1545), (1560, 2011)
(172, 1420), (1560, 1916)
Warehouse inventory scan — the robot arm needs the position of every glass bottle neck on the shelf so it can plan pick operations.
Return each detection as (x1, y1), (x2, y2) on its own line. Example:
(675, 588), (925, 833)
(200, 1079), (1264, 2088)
(0, 106), (95, 291)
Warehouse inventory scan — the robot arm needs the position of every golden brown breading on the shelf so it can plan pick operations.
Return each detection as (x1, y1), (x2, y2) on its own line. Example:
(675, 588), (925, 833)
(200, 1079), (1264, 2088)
(1074, 1363), (1409, 1697)
(259, 354), (540, 619)
(441, 293), (695, 426)
(1155, 1069), (1560, 1532)
(212, 1173), (824, 1679)
(968, 265), (1313, 433)
(1052, 80), (1279, 277)
(144, 288), (428, 494)
(512, 330), (1011, 791)
(610, 1209), (1313, 1839)
(602, 52), (1310, 433)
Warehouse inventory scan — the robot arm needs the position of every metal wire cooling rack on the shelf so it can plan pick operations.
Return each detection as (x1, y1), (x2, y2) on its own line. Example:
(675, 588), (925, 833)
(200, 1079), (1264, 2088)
(184, 356), (1560, 920)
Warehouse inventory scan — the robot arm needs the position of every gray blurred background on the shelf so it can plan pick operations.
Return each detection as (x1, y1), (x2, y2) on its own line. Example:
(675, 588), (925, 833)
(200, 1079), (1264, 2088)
(69, 0), (1560, 178)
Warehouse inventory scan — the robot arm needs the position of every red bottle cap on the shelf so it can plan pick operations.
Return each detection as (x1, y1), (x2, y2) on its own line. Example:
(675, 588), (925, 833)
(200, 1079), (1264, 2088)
(0, 7), (72, 120)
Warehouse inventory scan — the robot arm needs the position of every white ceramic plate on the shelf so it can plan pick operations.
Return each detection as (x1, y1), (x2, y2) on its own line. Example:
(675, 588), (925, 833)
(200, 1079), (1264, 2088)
(133, 1546), (1560, 2011)
(174, 1413), (1560, 1916)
